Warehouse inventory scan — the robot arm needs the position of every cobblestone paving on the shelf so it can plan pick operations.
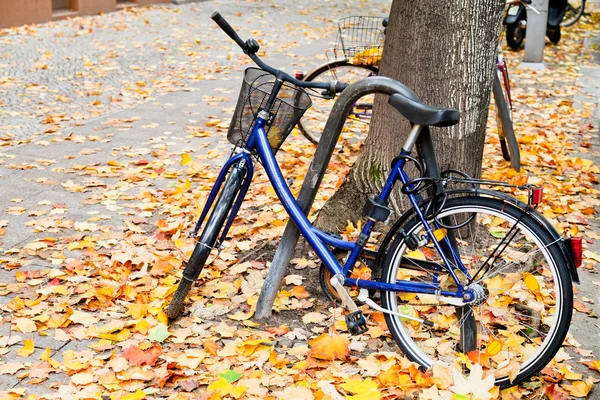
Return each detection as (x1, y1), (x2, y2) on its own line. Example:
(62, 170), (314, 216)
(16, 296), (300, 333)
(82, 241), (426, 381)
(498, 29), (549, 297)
(0, 0), (390, 144)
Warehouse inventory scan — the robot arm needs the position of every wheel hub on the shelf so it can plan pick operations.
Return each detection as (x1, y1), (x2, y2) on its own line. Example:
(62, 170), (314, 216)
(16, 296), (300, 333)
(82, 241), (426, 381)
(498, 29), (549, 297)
(463, 283), (488, 305)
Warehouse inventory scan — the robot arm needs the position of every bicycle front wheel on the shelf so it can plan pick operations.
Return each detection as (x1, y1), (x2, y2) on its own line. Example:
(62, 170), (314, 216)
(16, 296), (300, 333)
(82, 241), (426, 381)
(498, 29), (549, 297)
(561, 0), (585, 27)
(381, 196), (573, 388)
(167, 163), (245, 320)
(298, 61), (378, 144)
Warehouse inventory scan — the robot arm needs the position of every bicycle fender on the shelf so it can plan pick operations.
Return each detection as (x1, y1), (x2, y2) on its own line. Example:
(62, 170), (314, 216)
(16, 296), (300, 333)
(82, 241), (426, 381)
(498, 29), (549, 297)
(375, 190), (580, 285)
(504, 5), (526, 25)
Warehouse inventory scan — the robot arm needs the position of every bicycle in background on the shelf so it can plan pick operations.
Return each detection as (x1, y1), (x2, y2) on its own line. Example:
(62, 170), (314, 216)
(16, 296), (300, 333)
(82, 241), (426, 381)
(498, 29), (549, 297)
(297, 15), (521, 170)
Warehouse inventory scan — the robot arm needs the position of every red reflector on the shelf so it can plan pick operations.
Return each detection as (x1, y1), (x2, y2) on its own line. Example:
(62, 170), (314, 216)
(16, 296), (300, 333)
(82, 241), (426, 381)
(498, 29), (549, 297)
(531, 187), (543, 205)
(569, 237), (583, 268)
(295, 70), (305, 80)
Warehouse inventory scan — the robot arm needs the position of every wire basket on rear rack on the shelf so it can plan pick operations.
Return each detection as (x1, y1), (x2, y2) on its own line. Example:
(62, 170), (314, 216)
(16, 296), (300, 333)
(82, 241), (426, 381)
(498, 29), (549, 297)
(227, 68), (312, 153)
(333, 16), (386, 66)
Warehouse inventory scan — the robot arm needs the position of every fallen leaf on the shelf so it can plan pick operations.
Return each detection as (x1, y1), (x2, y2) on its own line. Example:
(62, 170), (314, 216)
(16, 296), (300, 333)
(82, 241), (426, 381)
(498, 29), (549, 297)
(308, 333), (350, 361)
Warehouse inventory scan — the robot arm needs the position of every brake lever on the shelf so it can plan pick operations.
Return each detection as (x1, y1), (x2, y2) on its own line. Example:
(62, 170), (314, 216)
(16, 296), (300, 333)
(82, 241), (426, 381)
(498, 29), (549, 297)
(321, 90), (335, 100)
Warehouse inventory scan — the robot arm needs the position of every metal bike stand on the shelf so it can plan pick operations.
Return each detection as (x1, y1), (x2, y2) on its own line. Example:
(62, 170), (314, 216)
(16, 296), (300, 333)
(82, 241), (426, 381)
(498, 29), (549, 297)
(255, 76), (445, 321)
(522, 0), (549, 68)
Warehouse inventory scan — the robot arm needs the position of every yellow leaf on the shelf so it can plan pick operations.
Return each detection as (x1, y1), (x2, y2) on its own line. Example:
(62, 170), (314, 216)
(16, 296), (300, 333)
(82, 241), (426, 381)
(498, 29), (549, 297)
(119, 390), (146, 400)
(559, 364), (582, 380)
(206, 119), (222, 127)
(135, 319), (150, 335)
(340, 378), (381, 399)
(110, 390), (146, 400)
(237, 339), (271, 356)
(39, 347), (52, 361)
(486, 339), (503, 356)
(433, 228), (447, 242)
(308, 333), (350, 361)
(16, 339), (34, 357)
(208, 377), (246, 398)
(127, 303), (149, 320)
(563, 378), (594, 397)
(181, 153), (192, 166)
(15, 271), (25, 282)
(523, 272), (540, 293)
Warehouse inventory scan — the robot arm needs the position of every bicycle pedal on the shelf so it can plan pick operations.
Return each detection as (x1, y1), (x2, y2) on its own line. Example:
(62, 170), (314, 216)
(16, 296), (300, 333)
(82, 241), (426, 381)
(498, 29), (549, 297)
(346, 310), (368, 335)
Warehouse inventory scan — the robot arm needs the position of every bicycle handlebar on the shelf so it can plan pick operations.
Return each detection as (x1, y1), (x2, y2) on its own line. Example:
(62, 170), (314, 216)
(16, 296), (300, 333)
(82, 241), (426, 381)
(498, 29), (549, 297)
(211, 12), (348, 95)
(211, 12), (248, 52)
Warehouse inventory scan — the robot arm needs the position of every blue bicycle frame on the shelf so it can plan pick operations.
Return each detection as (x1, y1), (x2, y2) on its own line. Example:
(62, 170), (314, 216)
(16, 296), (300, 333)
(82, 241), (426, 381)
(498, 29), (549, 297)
(194, 113), (474, 300)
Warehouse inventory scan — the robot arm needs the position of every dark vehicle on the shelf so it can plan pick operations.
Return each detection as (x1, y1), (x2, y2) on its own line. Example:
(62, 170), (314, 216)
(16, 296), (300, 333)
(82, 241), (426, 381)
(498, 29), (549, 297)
(504, 0), (572, 50)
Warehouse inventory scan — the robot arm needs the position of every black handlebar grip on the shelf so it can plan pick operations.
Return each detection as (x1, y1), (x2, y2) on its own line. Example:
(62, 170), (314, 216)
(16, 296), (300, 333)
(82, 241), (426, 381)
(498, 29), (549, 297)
(522, 0), (532, 4)
(211, 12), (246, 49)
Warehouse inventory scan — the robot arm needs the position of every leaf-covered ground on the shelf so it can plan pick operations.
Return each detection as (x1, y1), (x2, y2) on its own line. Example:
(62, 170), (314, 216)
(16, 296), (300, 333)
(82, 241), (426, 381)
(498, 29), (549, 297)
(0, 1), (599, 399)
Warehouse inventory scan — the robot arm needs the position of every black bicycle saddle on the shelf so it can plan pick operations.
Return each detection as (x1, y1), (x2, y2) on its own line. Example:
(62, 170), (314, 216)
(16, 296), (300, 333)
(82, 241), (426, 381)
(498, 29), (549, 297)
(388, 93), (460, 127)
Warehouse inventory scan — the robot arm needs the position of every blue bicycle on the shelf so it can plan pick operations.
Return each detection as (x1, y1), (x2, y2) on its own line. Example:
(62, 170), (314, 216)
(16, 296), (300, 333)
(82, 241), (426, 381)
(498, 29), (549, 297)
(167, 12), (582, 388)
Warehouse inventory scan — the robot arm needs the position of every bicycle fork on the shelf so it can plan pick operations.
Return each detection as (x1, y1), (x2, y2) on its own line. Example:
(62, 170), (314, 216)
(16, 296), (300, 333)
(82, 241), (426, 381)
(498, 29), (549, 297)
(185, 153), (253, 282)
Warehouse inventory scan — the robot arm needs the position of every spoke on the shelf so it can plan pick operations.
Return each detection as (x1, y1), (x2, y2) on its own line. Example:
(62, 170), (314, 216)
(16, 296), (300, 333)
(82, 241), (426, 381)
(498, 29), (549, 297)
(485, 305), (549, 340)
(473, 238), (561, 285)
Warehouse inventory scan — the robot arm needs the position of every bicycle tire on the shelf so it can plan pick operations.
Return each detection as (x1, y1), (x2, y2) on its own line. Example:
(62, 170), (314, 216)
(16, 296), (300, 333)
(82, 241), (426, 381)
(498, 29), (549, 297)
(506, 20), (525, 51)
(381, 196), (573, 388)
(493, 70), (520, 170)
(167, 164), (245, 320)
(298, 60), (378, 144)
(561, 0), (586, 27)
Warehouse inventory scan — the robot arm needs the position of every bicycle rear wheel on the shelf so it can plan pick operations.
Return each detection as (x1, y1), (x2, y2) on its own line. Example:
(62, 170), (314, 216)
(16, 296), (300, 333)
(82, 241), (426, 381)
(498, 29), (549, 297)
(381, 196), (573, 388)
(167, 163), (245, 320)
(298, 61), (378, 144)
(492, 69), (520, 170)
(561, 0), (585, 27)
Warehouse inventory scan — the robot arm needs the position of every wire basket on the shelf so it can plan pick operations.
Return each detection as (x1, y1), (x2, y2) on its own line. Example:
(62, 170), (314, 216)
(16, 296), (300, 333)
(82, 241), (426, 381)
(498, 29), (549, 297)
(227, 68), (312, 153)
(334, 16), (386, 66)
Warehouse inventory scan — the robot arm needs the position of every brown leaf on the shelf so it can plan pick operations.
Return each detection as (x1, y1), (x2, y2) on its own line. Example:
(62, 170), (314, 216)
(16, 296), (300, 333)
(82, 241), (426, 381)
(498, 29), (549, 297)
(540, 367), (564, 383)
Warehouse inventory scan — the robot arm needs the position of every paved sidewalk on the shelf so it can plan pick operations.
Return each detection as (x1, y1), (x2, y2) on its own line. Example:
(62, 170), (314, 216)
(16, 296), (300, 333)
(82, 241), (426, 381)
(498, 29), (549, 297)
(0, 1), (598, 398)
(0, 0), (390, 396)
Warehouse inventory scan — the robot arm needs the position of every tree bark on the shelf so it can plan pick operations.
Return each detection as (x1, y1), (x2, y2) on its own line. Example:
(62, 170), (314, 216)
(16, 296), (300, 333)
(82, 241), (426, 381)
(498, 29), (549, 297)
(316, 0), (505, 232)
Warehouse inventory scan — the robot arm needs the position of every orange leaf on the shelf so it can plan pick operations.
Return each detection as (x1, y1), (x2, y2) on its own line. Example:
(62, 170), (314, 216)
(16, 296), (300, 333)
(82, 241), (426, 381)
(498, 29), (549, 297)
(122, 344), (162, 366)
(203, 340), (222, 356)
(290, 285), (310, 299)
(467, 350), (492, 366)
(308, 333), (350, 361)
(267, 324), (290, 336)
(583, 360), (600, 372)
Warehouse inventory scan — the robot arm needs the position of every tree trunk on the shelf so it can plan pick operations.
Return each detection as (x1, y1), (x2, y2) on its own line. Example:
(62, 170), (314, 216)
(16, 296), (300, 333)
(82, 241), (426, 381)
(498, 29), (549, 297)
(316, 0), (504, 232)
